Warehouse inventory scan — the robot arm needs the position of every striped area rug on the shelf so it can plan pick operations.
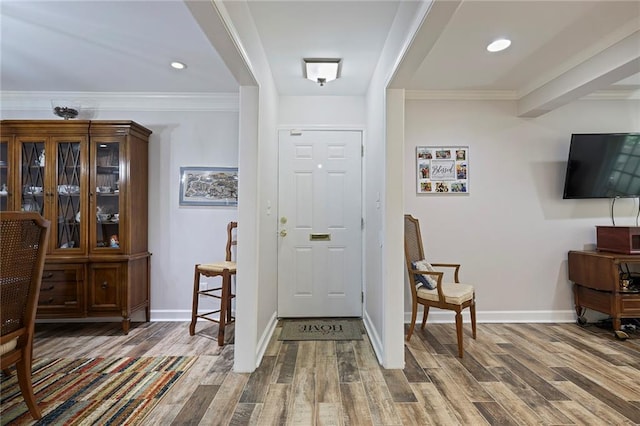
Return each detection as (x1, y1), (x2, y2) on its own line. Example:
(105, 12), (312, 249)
(1, 356), (195, 425)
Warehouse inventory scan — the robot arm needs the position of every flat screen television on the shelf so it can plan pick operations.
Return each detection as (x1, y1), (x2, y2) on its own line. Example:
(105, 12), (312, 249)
(563, 133), (640, 199)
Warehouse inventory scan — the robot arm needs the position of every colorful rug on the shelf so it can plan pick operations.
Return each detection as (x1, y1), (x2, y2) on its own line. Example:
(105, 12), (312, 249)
(0, 356), (195, 425)
(279, 318), (363, 341)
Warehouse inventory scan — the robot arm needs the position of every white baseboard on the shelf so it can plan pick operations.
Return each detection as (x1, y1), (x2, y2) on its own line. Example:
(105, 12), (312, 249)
(362, 311), (383, 364)
(255, 312), (278, 368)
(403, 309), (577, 324)
(37, 309), (578, 325)
(147, 310), (193, 321)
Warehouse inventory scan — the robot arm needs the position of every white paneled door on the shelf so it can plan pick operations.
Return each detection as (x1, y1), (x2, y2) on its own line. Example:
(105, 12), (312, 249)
(278, 130), (362, 317)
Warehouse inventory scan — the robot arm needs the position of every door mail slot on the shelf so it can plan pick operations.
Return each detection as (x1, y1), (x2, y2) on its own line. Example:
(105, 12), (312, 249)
(309, 233), (331, 241)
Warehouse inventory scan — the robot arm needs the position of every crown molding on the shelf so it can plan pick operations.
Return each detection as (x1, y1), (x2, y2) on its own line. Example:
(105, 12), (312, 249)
(0, 91), (239, 112)
(405, 89), (640, 101)
(405, 90), (518, 100)
(582, 89), (640, 100)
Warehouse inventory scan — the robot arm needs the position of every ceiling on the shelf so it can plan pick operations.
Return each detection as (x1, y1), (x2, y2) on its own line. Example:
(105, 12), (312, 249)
(1, 1), (639, 108)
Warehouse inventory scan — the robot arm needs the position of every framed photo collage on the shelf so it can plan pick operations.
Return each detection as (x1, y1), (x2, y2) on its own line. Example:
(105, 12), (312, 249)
(416, 146), (469, 194)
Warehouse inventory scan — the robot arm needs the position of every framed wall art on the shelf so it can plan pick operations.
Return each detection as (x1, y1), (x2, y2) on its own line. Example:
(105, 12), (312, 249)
(179, 166), (238, 206)
(416, 146), (469, 194)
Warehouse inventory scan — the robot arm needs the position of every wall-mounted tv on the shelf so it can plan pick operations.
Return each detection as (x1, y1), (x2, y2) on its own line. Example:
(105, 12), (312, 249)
(563, 133), (640, 199)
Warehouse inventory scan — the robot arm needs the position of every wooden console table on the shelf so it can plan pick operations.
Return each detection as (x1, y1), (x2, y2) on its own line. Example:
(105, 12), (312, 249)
(568, 250), (640, 339)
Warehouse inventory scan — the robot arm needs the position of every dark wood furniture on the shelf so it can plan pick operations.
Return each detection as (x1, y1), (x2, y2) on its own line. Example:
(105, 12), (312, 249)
(568, 250), (640, 338)
(1, 212), (50, 420)
(0, 120), (151, 334)
(190, 221), (237, 346)
(404, 214), (476, 358)
(596, 226), (640, 254)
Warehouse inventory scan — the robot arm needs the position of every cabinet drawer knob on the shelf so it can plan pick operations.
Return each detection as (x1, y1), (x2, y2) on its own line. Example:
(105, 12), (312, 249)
(101, 281), (108, 289)
(47, 298), (54, 304)
(43, 273), (54, 279)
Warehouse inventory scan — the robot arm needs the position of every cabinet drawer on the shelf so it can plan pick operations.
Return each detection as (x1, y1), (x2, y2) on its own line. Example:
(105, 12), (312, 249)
(39, 282), (80, 308)
(37, 264), (84, 315)
(42, 269), (79, 282)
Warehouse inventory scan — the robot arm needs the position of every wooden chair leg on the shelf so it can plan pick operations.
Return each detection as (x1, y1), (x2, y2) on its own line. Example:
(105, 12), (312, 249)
(470, 302), (477, 339)
(16, 356), (41, 420)
(226, 276), (233, 323)
(217, 271), (229, 346)
(421, 306), (429, 329)
(455, 311), (464, 358)
(406, 301), (418, 341)
(189, 266), (200, 336)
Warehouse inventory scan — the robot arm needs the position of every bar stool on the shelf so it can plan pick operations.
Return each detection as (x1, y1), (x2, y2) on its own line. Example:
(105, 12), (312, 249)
(190, 221), (237, 345)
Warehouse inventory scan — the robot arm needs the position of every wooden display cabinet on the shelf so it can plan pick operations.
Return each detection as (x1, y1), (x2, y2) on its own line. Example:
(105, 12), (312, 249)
(0, 120), (151, 334)
(568, 250), (640, 339)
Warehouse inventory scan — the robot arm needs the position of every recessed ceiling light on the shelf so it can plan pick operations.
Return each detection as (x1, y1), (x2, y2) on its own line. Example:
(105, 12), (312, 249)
(487, 38), (511, 53)
(171, 61), (186, 70)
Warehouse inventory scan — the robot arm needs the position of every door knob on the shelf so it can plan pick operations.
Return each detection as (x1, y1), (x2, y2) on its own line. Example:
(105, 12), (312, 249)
(280, 229), (288, 237)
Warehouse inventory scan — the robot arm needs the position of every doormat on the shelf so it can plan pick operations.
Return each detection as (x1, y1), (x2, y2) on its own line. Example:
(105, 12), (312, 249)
(278, 318), (363, 341)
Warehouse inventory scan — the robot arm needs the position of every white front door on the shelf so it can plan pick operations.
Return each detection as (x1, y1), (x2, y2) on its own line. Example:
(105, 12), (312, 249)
(278, 129), (362, 317)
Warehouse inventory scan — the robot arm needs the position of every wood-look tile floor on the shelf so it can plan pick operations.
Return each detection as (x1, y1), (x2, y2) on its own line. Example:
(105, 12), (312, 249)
(24, 320), (640, 425)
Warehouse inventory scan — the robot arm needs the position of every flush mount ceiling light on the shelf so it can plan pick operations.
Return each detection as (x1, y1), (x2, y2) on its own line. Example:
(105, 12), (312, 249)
(171, 61), (187, 70)
(486, 38), (511, 53)
(304, 58), (341, 86)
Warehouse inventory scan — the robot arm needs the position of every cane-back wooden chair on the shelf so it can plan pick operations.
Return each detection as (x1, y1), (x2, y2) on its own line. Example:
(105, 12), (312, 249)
(1, 212), (50, 419)
(404, 214), (476, 358)
(190, 221), (237, 346)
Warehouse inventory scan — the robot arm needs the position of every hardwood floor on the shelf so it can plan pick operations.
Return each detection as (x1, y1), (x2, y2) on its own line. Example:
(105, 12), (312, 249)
(22, 320), (640, 425)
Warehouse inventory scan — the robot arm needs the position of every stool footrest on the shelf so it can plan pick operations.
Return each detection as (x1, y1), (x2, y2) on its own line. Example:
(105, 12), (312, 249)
(195, 311), (236, 325)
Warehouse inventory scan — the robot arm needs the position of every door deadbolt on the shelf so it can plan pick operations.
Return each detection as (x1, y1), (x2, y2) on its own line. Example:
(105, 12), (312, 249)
(280, 229), (288, 237)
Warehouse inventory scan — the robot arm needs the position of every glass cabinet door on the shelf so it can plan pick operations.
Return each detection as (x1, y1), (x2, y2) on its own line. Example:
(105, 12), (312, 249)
(19, 140), (46, 217)
(92, 140), (121, 251)
(18, 137), (86, 254)
(53, 139), (84, 253)
(0, 140), (9, 211)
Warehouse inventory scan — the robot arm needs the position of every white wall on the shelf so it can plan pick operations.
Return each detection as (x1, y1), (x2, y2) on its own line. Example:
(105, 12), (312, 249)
(220, 0), (281, 371)
(1, 105), (240, 320)
(363, 0), (427, 368)
(279, 96), (366, 127)
(404, 98), (640, 322)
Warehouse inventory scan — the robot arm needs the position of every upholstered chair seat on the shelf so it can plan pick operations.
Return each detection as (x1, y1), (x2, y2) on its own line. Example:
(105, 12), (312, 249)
(416, 282), (474, 305)
(0, 339), (18, 356)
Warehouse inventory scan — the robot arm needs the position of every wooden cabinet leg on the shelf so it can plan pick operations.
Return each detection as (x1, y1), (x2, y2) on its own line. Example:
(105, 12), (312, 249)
(613, 317), (622, 332)
(122, 317), (130, 335)
(573, 284), (582, 317)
